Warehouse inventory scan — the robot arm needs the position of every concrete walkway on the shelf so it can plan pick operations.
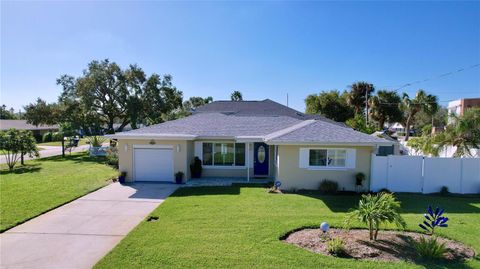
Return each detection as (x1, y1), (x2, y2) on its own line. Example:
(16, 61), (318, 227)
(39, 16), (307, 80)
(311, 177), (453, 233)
(0, 183), (178, 269)
(0, 145), (91, 164)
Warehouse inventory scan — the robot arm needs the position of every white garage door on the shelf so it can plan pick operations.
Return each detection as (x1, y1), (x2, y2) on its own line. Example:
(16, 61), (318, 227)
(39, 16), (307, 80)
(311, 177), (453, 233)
(134, 147), (174, 182)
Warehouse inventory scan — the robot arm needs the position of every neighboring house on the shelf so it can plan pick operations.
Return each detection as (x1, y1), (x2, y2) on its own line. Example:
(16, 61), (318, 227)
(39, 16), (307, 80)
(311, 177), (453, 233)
(371, 131), (401, 156)
(0, 119), (59, 141)
(388, 122), (405, 133)
(110, 99), (393, 191)
(447, 98), (480, 123)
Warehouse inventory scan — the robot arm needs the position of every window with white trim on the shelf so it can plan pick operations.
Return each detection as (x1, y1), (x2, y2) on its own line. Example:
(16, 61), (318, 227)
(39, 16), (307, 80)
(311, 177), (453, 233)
(202, 142), (245, 166)
(309, 149), (347, 167)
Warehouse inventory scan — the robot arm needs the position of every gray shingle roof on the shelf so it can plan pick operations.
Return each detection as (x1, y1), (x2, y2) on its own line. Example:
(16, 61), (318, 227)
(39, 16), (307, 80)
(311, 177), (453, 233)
(116, 113), (303, 137)
(0, 120), (59, 131)
(114, 99), (392, 145)
(268, 120), (389, 144)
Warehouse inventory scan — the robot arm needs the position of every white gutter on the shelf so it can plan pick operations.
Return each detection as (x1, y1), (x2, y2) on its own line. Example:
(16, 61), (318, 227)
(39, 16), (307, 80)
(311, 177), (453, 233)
(105, 133), (197, 140)
(266, 141), (395, 146)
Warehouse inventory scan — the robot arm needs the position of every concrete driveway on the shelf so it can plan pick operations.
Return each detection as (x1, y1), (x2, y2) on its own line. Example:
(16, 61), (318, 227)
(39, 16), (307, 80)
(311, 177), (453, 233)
(0, 183), (178, 269)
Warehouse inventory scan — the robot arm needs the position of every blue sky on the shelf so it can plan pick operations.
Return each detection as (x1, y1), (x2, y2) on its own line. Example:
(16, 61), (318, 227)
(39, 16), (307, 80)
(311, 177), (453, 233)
(1, 1), (479, 112)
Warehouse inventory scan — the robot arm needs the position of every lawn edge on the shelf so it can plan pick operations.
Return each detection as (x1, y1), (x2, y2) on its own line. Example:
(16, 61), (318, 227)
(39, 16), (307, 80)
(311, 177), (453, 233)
(0, 180), (114, 233)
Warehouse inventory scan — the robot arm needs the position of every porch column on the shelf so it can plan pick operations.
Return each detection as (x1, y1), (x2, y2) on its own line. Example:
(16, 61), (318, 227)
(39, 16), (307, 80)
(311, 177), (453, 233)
(246, 143), (250, 182)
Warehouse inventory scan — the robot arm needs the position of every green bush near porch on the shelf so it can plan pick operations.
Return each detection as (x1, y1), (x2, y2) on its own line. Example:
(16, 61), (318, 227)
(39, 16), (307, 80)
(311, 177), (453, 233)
(96, 187), (480, 269)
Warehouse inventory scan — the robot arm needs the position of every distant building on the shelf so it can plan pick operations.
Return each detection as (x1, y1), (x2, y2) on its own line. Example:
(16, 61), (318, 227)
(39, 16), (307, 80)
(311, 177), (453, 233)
(0, 119), (59, 141)
(448, 98), (480, 123)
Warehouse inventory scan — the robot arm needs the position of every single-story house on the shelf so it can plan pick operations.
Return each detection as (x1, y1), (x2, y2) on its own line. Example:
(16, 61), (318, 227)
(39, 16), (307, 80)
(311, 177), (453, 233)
(110, 99), (393, 191)
(0, 119), (59, 141)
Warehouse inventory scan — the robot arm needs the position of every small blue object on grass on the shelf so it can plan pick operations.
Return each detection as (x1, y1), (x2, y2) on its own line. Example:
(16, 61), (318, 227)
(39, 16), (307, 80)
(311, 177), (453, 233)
(274, 181), (281, 188)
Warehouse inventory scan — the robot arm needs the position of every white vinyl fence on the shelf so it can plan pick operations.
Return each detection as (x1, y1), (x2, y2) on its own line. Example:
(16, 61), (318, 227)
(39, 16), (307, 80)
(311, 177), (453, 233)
(370, 154), (480, 194)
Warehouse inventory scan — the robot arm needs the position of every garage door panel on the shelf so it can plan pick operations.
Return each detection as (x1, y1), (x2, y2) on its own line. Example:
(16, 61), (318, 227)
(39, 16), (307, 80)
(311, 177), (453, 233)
(134, 148), (174, 182)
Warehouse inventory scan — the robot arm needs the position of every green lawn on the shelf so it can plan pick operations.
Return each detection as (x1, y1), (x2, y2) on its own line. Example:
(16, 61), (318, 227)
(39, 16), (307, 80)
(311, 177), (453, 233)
(96, 186), (480, 269)
(0, 152), (118, 232)
(37, 137), (90, 147)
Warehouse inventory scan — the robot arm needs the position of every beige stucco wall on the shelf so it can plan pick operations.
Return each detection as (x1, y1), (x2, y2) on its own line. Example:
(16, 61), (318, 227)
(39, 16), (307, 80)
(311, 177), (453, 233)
(117, 139), (189, 182)
(276, 145), (374, 191)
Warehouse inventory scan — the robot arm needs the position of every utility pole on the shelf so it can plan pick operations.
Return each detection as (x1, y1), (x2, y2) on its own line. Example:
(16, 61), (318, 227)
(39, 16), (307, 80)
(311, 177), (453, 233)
(365, 88), (369, 126)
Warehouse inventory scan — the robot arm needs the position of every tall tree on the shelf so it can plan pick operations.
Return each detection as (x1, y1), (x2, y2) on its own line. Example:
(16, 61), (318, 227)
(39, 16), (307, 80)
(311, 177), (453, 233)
(347, 82), (375, 115)
(368, 90), (403, 129)
(305, 90), (354, 122)
(26, 60), (183, 133)
(401, 90), (438, 141)
(414, 107), (448, 135)
(230, 91), (243, 101)
(183, 96), (213, 111)
(434, 108), (480, 157)
(0, 105), (18, 119)
(24, 98), (62, 126)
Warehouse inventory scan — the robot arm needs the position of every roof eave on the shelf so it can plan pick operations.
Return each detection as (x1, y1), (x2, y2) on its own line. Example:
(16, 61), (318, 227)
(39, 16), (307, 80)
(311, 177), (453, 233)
(266, 141), (394, 146)
(106, 134), (197, 140)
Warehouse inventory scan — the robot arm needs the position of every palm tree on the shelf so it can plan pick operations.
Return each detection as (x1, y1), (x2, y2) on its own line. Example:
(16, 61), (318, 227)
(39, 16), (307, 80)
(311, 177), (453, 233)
(230, 91), (243, 101)
(368, 90), (403, 129)
(401, 90), (438, 141)
(434, 108), (480, 157)
(345, 192), (406, 240)
(347, 82), (375, 115)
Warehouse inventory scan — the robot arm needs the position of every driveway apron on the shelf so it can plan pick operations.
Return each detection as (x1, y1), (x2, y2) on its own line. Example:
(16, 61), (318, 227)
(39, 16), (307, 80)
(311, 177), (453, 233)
(0, 183), (178, 269)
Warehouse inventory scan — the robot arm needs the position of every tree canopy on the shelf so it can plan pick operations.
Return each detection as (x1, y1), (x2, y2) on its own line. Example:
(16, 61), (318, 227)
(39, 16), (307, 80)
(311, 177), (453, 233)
(0, 129), (39, 170)
(368, 90), (403, 129)
(347, 82), (375, 115)
(24, 59), (183, 134)
(305, 90), (354, 122)
(230, 91), (243, 101)
(0, 105), (19, 119)
(401, 90), (438, 141)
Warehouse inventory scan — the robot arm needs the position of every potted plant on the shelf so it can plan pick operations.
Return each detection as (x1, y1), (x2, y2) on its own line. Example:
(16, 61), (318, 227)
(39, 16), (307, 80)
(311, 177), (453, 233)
(355, 172), (365, 192)
(118, 171), (127, 184)
(190, 156), (202, 178)
(175, 171), (184, 184)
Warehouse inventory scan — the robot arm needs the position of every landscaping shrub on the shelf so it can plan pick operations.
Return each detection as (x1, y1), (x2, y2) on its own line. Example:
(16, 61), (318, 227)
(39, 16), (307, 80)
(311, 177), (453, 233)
(326, 238), (345, 256)
(51, 132), (63, 142)
(345, 192), (406, 240)
(42, 132), (53, 142)
(355, 172), (365, 186)
(319, 179), (338, 194)
(440, 186), (449, 195)
(106, 146), (119, 168)
(87, 136), (106, 147)
(414, 236), (447, 260)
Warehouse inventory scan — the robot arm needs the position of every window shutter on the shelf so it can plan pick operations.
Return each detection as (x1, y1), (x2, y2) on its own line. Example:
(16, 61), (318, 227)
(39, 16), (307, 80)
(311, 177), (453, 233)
(346, 148), (356, 169)
(299, 148), (309, 168)
(194, 142), (203, 160)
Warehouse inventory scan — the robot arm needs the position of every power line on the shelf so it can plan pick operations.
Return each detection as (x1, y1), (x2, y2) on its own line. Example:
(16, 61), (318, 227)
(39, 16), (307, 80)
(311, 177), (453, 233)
(378, 64), (480, 91)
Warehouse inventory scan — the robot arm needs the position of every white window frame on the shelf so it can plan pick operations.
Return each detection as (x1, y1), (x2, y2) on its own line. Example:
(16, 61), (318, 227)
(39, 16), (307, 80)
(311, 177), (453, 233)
(299, 147), (355, 170)
(201, 142), (246, 168)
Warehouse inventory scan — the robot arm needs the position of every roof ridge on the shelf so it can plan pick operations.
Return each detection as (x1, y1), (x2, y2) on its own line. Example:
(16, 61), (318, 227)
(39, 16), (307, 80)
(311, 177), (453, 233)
(263, 119), (316, 141)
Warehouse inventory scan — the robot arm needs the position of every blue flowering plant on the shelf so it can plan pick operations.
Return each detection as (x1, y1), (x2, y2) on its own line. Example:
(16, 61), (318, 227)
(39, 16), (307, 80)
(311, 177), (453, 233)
(419, 206), (449, 235)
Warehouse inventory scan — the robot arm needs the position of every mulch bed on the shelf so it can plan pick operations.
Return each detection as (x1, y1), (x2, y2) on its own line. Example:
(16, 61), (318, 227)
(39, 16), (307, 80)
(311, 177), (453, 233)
(284, 228), (475, 263)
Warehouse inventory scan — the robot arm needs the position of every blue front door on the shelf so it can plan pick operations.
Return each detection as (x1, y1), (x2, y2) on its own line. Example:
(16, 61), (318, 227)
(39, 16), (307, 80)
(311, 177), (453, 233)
(254, 142), (269, 177)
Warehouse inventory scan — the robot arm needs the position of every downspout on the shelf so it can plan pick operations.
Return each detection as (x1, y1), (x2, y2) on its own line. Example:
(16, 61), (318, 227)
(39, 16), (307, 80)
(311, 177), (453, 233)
(246, 143), (250, 182)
